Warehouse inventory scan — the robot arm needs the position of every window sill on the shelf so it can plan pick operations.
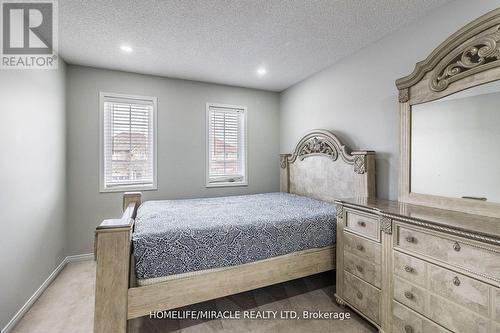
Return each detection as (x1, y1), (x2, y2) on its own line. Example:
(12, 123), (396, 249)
(206, 182), (248, 188)
(100, 184), (157, 193)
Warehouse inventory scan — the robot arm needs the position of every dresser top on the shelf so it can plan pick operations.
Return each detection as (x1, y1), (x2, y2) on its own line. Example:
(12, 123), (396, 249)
(335, 197), (500, 242)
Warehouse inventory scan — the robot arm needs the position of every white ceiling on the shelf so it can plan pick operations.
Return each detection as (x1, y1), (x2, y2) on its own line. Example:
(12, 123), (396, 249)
(59, 0), (450, 92)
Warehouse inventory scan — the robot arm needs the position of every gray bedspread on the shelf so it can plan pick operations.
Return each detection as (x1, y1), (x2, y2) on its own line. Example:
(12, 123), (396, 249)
(132, 192), (336, 281)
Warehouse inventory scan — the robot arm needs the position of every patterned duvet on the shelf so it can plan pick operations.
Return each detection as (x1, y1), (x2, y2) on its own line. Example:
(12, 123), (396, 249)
(132, 192), (336, 282)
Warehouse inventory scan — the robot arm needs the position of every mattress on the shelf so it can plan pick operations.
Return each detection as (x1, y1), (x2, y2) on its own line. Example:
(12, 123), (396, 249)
(132, 192), (336, 283)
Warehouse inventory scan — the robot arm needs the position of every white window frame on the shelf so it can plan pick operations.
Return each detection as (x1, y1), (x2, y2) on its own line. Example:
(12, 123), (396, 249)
(99, 92), (158, 193)
(206, 102), (248, 188)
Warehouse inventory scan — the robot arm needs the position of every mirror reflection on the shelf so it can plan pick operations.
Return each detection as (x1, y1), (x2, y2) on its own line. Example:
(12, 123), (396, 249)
(411, 81), (500, 203)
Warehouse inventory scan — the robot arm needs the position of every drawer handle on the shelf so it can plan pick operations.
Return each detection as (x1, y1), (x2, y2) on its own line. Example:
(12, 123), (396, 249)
(404, 325), (413, 333)
(356, 291), (363, 299)
(356, 244), (365, 251)
(453, 276), (461, 286)
(357, 221), (366, 227)
(404, 291), (414, 300)
(453, 242), (461, 252)
(356, 264), (364, 273)
(405, 236), (416, 243)
(404, 265), (414, 273)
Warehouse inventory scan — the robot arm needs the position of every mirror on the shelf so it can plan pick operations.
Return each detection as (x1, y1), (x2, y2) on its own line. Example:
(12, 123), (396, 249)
(411, 81), (500, 203)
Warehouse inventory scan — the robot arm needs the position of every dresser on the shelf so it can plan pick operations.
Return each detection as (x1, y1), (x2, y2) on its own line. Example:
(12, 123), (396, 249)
(332, 7), (500, 333)
(334, 198), (500, 333)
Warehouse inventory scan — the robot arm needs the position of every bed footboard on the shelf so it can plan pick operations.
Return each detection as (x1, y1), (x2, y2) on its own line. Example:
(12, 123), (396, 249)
(94, 192), (141, 333)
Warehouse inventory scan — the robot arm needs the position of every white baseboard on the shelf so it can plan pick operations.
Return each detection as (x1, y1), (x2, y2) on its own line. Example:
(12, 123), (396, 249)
(1, 253), (94, 333)
(66, 253), (94, 263)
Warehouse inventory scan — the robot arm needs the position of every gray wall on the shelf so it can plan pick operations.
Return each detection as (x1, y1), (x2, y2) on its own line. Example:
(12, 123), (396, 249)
(279, 0), (500, 200)
(66, 65), (280, 255)
(4, 2), (500, 328)
(0, 61), (67, 329)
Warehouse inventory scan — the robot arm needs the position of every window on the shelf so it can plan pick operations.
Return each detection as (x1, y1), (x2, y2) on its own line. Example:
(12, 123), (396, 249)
(206, 103), (247, 187)
(99, 92), (157, 192)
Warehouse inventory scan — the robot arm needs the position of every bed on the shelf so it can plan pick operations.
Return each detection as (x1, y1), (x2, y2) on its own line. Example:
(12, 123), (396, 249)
(94, 129), (376, 333)
(133, 192), (337, 285)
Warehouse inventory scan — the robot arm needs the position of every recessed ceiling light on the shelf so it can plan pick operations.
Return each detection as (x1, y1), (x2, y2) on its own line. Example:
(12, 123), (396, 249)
(257, 67), (267, 76)
(120, 45), (133, 53)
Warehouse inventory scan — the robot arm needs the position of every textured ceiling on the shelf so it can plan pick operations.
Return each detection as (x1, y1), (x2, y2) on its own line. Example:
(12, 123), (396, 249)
(59, 0), (451, 91)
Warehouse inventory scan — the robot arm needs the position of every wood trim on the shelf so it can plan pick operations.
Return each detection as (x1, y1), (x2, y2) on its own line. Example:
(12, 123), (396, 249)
(282, 129), (375, 170)
(94, 229), (131, 333)
(280, 153), (291, 192)
(399, 92), (500, 217)
(123, 192), (142, 214)
(127, 246), (335, 319)
(97, 205), (135, 230)
(398, 100), (411, 203)
(396, 8), (500, 90)
(280, 129), (376, 198)
(337, 200), (500, 246)
(333, 296), (382, 330)
(335, 204), (346, 304)
(396, 7), (500, 218)
(94, 193), (141, 333)
(380, 229), (393, 332)
(404, 192), (500, 220)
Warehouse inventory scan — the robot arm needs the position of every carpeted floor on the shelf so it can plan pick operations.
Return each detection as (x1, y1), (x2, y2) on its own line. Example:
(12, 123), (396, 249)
(11, 260), (377, 333)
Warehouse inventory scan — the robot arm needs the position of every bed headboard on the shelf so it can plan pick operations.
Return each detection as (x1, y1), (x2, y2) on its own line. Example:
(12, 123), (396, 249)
(280, 130), (376, 202)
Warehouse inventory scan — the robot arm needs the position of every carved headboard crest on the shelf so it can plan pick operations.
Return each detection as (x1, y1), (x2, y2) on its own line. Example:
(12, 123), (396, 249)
(298, 136), (338, 162)
(279, 129), (376, 200)
(281, 130), (370, 175)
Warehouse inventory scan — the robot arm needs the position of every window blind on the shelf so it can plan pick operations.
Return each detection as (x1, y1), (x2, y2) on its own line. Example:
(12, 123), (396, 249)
(207, 105), (246, 185)
(102, 95), (155, 190)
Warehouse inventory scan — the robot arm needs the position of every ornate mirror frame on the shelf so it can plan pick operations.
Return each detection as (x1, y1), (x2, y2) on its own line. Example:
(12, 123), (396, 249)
(396, 8), (500, 218)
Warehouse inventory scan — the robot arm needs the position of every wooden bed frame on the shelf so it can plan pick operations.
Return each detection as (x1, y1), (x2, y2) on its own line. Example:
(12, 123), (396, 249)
(94, 129), (376, 333)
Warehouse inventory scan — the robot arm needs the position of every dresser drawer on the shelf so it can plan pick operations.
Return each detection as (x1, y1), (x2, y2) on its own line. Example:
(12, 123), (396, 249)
(393, 251), (426, 288)
(494, 289), (500, 323)
(392, 301), (450, 333)
(344, 250), (381, 288)
(343, 270), (380, 324)
(345, 210), (379, 241)
(343, 231), (381, 264)
(429, 264), (489, 317)
(396, 225), (500, 282)
(393, 277), (426, 315)
(427, 294), (489, 333)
